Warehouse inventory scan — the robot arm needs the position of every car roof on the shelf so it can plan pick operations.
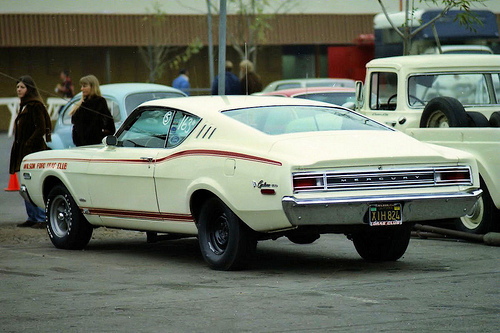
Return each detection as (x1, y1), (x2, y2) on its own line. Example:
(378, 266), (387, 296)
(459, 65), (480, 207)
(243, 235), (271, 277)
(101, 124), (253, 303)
(99, 83), (186, 99)
(366, 54), (500, 71)
(262, 86), (355, 97)
(262, 78), (355, 92)
(139, 95), (337, 118)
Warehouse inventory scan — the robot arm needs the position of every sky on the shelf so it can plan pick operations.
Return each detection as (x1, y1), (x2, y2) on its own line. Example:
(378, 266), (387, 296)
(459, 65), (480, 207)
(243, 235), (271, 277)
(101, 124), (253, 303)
(1, 0), (498, 15)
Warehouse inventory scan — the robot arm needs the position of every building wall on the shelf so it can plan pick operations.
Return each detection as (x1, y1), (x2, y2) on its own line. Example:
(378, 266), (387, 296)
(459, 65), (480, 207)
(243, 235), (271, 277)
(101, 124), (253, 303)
(0, 45), (283, 131)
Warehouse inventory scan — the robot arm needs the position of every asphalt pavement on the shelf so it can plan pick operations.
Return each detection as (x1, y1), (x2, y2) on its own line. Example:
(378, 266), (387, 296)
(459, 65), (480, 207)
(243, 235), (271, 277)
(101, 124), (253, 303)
(0, 131), (499, 332)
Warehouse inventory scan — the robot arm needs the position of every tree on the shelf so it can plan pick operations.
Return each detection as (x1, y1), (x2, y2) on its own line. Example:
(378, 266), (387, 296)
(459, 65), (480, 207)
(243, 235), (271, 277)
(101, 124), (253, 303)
(377, 0), (488, 55)
(208, 0), (296, 70)
(139, 3), (202, 83)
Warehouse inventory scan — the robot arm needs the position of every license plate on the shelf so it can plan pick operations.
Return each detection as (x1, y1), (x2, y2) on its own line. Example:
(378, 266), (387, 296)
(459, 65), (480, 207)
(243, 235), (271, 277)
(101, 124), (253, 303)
(369, 203), (402, 226)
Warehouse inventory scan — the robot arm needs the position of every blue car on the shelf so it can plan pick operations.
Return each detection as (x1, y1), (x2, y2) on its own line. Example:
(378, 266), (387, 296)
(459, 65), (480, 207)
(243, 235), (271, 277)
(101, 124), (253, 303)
(48, 83), (187, 149)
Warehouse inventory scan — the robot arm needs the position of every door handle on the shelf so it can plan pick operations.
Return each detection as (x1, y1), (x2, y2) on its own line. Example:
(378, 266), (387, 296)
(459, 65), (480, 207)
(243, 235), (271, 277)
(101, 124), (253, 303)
(140, 157), (154, 163)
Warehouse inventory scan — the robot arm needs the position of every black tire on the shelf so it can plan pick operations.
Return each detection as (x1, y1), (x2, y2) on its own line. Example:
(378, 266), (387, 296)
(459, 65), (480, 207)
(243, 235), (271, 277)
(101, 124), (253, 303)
(455, 178), (500, 234)
(420, 97), (470, 128)
(46, 185), (93, 250)
(467, 112), (490, 127)
(489, 111), (500, 127)
(351, 224), (412, 262)
(197, 197), (256, 270)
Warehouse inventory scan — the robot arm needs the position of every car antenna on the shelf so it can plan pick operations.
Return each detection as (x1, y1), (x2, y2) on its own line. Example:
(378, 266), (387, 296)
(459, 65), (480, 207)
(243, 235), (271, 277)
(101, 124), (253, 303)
(244, 43), (249, 95)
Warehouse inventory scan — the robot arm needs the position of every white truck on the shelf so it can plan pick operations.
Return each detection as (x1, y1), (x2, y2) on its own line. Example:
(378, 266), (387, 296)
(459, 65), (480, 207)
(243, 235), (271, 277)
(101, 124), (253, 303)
(354, 54), (500, 234)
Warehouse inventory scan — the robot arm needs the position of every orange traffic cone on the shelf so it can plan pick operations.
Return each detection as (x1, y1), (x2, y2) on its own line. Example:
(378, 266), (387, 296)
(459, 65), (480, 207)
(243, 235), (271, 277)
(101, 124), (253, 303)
(4, 173), (20, 191)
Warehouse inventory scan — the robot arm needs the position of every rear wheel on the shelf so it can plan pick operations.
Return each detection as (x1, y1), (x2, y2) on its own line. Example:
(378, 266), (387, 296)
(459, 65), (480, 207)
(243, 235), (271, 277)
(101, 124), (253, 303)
(350, 224), (412, 262)
(420, 97), (469, 128)
(197, 197), (256, 270)
(455, 179), (499, 234)
(46, 185), (93, 249)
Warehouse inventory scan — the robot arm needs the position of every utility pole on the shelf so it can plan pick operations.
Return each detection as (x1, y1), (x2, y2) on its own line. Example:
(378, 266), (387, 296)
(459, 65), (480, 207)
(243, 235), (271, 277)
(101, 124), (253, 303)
(218, 0), (227, 95)
(206, 0), (215, 84)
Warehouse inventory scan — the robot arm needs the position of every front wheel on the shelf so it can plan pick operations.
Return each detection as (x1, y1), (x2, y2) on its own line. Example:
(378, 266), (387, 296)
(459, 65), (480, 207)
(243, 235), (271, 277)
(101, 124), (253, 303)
(350, 224), (412, 262)
(46, 185), (93, 250)
(197, 197), (256, 270)
(455, 180), (499, 234)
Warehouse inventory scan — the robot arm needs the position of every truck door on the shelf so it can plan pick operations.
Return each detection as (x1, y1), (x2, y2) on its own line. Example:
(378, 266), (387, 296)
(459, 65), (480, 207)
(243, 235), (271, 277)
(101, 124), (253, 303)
(366, 71), (422, 130)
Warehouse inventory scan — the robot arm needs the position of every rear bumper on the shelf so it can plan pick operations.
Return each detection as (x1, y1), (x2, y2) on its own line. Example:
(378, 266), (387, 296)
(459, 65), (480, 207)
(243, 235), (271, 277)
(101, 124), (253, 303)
(282, 189), (482, 226)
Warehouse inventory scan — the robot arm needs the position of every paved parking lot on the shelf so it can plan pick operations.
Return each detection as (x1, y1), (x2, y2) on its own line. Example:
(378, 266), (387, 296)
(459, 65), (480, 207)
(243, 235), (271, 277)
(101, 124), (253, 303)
(1, 132), (499, 332)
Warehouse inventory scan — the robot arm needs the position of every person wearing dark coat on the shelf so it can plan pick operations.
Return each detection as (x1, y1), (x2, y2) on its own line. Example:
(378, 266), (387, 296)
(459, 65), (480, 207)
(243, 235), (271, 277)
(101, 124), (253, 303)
(70, 75), (115, 146)
(9, 75), (52, 228)
(239, 59), (263, 95)
(211, 61), (242, 95)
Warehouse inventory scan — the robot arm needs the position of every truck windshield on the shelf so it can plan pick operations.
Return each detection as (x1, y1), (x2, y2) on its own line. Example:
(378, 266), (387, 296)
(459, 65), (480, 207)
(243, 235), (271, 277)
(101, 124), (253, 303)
(408, 73), (500, 107)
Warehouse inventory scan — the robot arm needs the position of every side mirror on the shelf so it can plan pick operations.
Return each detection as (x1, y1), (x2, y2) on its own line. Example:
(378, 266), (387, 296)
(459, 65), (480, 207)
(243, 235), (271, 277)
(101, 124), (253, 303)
(355, 80), (364, 110)
(103, 135), (117, 146)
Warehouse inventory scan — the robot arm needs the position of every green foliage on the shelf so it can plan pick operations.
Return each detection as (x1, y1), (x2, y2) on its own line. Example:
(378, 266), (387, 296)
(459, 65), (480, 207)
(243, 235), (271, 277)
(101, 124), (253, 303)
(139, 3), (204, 82)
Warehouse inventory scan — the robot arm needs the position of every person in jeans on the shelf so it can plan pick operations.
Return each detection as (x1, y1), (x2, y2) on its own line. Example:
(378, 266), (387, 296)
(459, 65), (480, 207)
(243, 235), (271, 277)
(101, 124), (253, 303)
(9, 75), (52, 228)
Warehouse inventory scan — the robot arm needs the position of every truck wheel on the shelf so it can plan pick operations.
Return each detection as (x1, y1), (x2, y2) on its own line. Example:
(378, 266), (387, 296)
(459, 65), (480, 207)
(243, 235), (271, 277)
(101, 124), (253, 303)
(489, 111), (500, 127)
(467, 112), (490, 127)
(46, 185), (93, 250)
(198, 197), (256, 270)
(420, 97), (470, 128)
(455, 179), (500, 234)
(350, 224), (411, 262)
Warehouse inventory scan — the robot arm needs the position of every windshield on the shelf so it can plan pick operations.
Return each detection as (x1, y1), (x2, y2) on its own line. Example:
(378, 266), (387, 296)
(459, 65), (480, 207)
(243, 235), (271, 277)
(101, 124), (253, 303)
(116, 107), (200, 148)
(223, 105), (387, 135)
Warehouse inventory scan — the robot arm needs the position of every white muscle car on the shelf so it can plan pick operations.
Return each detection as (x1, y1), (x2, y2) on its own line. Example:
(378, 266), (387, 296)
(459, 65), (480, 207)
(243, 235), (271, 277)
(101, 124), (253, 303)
(19, 96), (481, 270)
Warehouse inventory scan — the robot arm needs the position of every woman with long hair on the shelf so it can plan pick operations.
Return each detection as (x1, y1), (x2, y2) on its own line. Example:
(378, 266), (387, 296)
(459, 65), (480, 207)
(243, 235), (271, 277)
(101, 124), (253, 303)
(70, 75), (115, 146)
(10, 75), (52, 228)
(239, 59), (263, 95)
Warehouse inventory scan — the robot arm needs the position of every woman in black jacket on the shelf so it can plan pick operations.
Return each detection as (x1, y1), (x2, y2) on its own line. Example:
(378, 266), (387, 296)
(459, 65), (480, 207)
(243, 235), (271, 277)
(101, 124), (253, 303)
(10, 75), (52, 228)
(70, 75), (115, 146)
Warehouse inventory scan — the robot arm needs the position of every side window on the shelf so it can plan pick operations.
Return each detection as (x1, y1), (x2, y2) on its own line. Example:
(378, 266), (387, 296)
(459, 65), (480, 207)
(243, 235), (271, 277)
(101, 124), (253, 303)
(370, 72), (398, 111)
(166, 111), (201, 148)
(62, 97), (120, 124)
(105, 99), (121, 122)
(276, 83), (300, 91)
(492, 73), (500, 104)
(62, 99), (79, 125)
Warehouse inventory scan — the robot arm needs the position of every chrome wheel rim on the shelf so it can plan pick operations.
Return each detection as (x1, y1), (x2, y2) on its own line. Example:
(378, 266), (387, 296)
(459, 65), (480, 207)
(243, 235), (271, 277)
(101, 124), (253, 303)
(207, 214), (229, 255)
(49, 195), (71, 238)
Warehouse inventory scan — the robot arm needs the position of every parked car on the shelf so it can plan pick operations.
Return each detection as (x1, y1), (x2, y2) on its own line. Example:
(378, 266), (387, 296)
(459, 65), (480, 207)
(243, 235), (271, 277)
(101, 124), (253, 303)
(20, 96), (481, 270)
(262, 87), (356, 107)
(260, 78), (355, 93)
(48, 83), (187, 149)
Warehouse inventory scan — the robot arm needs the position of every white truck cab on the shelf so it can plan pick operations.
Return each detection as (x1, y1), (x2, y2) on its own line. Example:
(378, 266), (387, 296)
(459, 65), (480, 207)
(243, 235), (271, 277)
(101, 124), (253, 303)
(356, 54), (500, 234)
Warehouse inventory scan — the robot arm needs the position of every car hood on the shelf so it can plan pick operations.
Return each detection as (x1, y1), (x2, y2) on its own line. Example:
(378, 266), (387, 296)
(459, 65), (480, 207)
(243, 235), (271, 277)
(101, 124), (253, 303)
(268, 130), (464, 169)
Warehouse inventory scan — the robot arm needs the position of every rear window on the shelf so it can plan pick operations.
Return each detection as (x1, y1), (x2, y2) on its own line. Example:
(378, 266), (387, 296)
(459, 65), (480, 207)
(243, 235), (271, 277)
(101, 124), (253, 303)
(223, 105), (387, 135)
(294, 92), (356, 106)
